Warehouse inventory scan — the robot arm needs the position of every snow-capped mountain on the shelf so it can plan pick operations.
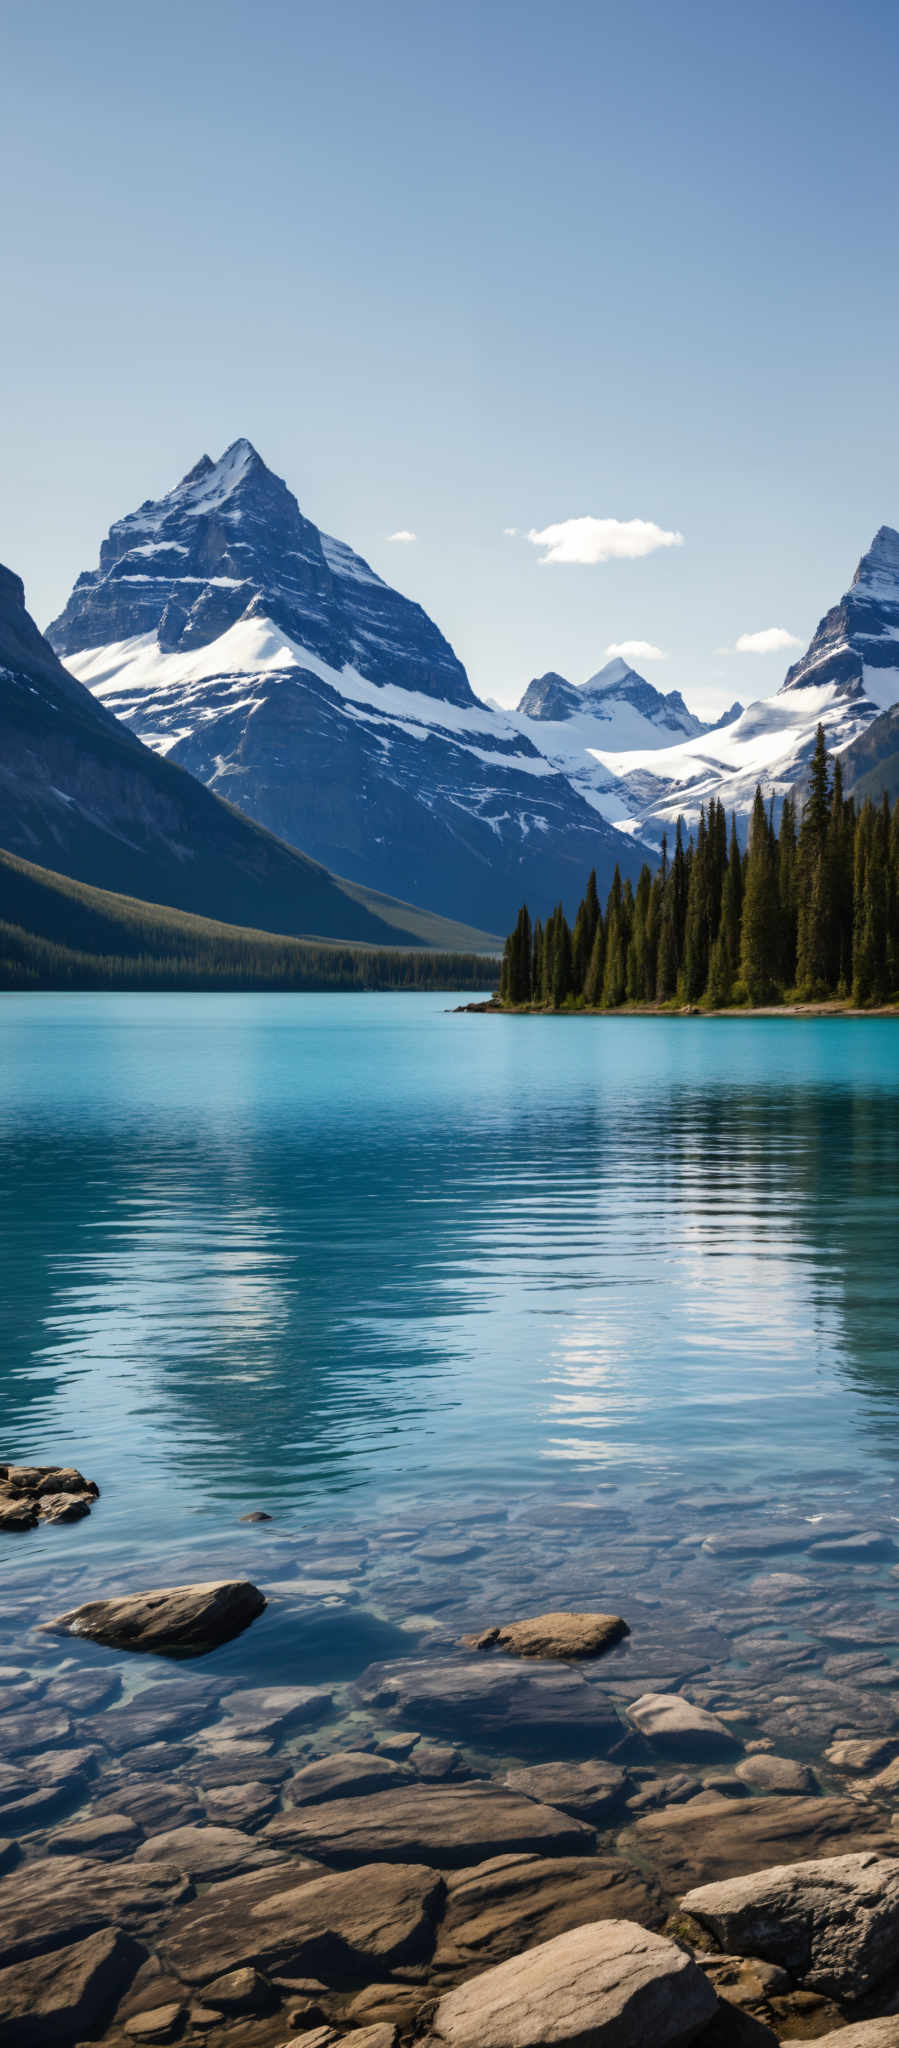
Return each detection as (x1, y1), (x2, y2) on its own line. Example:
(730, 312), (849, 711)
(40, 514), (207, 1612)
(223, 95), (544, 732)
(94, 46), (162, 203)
(50, 441), (651, 926)
(579, 528), (899, 842)
(510, 657), (743, 830)
(1, 559), (474, 947)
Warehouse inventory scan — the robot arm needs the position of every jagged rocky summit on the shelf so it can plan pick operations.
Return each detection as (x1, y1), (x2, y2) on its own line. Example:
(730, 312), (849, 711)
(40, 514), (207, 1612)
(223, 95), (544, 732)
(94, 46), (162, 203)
(49, 441), (653, 928)
(0, 559), (493, 948)
(567, 527), (899, 843)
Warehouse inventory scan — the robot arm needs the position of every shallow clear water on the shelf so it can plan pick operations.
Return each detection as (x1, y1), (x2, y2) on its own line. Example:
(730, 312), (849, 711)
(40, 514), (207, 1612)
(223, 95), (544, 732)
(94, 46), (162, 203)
(3, 993), (899, 1712)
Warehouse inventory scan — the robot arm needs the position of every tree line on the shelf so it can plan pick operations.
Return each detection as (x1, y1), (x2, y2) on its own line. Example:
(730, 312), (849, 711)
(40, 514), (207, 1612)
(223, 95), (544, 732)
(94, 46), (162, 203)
(0, 921), (499, 994)
(500, 728), (899, 1010)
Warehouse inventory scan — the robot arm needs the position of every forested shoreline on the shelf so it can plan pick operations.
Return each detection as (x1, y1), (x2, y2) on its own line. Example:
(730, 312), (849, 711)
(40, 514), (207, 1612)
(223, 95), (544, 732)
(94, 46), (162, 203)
(499, 728), (899, 1011)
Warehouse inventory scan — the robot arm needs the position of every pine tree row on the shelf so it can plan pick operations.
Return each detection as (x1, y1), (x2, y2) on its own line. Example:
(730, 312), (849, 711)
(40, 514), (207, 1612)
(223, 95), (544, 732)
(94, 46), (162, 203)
(499, 728), (899, 1010)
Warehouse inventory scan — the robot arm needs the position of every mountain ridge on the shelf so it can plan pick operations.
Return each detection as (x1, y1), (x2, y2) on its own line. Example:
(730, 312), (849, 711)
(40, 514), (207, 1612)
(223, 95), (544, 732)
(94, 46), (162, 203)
(51, 441), (654, 926)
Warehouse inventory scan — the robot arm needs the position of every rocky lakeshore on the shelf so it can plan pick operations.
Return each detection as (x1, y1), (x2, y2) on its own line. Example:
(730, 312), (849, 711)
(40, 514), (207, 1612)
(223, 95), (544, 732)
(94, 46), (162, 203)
(6, 1475), (899, 2045)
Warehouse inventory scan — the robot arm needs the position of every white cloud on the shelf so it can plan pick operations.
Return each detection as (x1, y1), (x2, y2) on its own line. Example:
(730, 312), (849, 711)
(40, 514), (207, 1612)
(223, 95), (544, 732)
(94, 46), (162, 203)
(605, 639), (668, 662)
(526, 516), (684, 566)
(388, 529), (417, 544)
(503, 526), (520, 537)
(734, 626), (802, 654)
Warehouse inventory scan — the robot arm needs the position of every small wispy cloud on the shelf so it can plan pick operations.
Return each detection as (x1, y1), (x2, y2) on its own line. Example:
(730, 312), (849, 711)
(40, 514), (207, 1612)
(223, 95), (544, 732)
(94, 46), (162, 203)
(503, 526), (520, 537)
(605, 639), (668, 662)
(526, 516), (684, 566)
(734, 626), (802, 654)
(388, 529), (417, 544)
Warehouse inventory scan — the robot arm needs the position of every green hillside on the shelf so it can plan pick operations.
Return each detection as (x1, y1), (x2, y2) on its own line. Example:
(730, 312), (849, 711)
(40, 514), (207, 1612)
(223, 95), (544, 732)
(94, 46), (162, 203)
(0, 850), (500, 993)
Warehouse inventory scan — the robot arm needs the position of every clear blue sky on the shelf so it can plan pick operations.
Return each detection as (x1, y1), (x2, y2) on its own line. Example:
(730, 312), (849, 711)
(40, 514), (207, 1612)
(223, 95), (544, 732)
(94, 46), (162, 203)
(2, 0), (898, 713)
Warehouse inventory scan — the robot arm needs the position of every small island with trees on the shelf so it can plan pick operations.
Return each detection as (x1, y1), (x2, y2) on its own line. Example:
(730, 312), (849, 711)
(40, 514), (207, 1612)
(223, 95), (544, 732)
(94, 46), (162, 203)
(493, 729), (899, 1014)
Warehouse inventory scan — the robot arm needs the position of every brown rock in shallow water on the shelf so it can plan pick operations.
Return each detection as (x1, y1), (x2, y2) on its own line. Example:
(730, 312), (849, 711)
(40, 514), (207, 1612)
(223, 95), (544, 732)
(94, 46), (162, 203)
(36, 1491), (93, 1523)
(162, 1859), (443, 1985)
(466, 1611), (629, 1660)
(265, 1780), (595, 1868)
(431, 1919), (718, 2048)
(0, 1497), (38, 1530)
(435, 1852), (662, 1970)
(0, 1927), (142, 2044)
(40, 1578), (266, 1654)
(626, 1797), (893, 1894)
(502, 1761), (627, 1823)
(2, 1464), (98, 1498)
(0, 1854), (191, 1968)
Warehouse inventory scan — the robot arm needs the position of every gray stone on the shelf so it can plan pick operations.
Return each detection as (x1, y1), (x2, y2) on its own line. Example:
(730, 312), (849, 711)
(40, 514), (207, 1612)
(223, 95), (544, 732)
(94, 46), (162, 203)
(265, 1780), (594, 1868)
(431, 1918), (718, 2048)
(682, 1850), (899, 1998)
(626, 1694), (740, 1759)
(221, 1684), (333, 1737)
(0, 1927), (141, 2044)
(435, 1853), (662, 1969)
(356, 1657), (623, 1750)
(41, 1578), (266, 1654)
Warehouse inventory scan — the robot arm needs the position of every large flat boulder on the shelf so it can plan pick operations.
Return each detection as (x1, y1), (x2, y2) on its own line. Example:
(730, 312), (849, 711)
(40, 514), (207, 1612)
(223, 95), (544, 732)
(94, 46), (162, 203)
(264, 1781), (594, 1868)
(134, 1823), (283, 1880)
(682, 1852), (899, 1999)
(625, 1798), (892, 1895)
(286, 1752), (414, 1804)
(356, 1658), (623, 1751)
(626, 1694), (740, 1759)
(220, 1685), (333, 1736)
(503, 1762), (627, 1823)
(40, 1579), (265, 1654)
(0, 1856), (191, 1967)
(467, 1614), (629, 1661)
(431, 1919), (719, 2048)
(162, 1860), (443, 1986)
(435, 1854), (663, 1970)
(0, 1928), (141, 2045)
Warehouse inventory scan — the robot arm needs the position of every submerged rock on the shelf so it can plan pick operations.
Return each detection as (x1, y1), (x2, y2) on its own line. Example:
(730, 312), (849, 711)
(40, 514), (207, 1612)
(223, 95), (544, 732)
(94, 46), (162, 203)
(626, 1694), (741, 1759)
(285, 1752), (414, 1805)
(264, 1780), (595, 1868)
(40, 1578), (266, 1655)
(626, 1797), (892, 1893)
(502, 1761), (628, 1823)
(466, 1612), (629, 1660)
(431, 1918), (719, 2048)
(0, 1855), (190, 1968)
(733, 1754), (817, 1796)
(356, 1657), (623, 1749)
(810, 2022), (899, 2045)
(683, 1850), (899, 1998)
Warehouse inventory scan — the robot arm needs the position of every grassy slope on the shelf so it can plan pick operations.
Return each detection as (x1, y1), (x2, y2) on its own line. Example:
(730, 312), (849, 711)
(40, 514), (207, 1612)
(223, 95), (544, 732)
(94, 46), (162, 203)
(0, 849), (499, 991)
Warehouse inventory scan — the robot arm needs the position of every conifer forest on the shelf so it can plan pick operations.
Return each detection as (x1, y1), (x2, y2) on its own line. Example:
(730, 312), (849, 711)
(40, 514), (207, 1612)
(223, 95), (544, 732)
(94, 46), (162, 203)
(499, 728), (899, 1010)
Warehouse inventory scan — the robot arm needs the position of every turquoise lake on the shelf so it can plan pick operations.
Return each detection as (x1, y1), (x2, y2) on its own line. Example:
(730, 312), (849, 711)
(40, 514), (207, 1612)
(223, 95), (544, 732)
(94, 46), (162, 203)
(3, 993), (899, 1706)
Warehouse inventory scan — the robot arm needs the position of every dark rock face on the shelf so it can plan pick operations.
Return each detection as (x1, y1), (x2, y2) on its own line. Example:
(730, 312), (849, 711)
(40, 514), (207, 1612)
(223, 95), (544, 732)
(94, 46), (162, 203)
(780, 525), (899, 705)
(517, 673), (581, 720)
(840, 699), (899, 804)
(48, 442), (653, 926)
(0, 560), (471, 945)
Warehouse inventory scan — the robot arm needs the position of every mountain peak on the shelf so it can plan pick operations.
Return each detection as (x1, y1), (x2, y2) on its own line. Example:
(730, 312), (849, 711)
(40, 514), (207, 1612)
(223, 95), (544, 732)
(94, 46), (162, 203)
(853, 524), (899, 591)
(583, 656), (634, 692)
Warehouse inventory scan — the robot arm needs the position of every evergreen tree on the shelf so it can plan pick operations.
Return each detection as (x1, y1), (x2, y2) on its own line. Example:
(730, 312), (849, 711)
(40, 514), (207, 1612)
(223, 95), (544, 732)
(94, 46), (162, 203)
(583, 917), (604, 1006)
(796, 726), (836, 994)
(740, 786), (779, 1003)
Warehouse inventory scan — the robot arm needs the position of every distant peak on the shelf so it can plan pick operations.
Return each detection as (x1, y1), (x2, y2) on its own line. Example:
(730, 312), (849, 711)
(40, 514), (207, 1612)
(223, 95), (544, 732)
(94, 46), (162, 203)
(583, 656), (637, 692)
(854, 524), (899, 587)
(177, 454), (214, 489)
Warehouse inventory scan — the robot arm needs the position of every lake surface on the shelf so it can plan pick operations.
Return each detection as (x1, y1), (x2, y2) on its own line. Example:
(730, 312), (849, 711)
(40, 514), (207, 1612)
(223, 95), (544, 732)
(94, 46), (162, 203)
(3, 993), (899, 1723)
